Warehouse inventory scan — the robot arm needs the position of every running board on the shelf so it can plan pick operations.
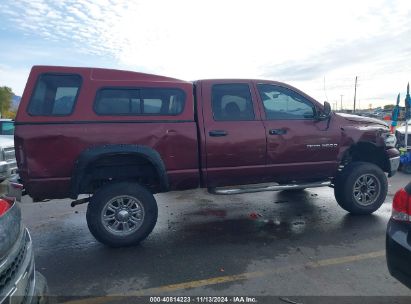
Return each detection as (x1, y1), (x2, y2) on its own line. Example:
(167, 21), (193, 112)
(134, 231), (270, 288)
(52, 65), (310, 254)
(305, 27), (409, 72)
(208, 181), (331, 195)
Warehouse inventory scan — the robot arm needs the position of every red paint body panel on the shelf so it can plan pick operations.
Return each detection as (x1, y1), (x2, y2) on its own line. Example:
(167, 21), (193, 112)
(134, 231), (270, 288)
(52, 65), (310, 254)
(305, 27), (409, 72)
(16, 66), (199, 199)
(15, 66), (397, 200)
(250, 80), (342, 181)
(198, 80), (267, 187)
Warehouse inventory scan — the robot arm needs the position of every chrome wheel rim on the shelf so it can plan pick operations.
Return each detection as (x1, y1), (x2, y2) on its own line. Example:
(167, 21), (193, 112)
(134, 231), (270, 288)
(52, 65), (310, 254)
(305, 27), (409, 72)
(101, 195), (145, 236)
(353, 174), (380, 206)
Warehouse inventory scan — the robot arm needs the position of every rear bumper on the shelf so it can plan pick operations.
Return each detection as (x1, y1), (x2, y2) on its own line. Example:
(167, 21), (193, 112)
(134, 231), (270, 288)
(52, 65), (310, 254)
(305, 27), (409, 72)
(386, 219), (411, 289)
(11, 177), (71, 201)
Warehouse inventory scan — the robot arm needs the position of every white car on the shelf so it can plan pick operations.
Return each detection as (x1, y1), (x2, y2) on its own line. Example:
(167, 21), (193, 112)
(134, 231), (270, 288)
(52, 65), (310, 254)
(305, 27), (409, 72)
(0, 197), (48, 303)
(0, 137), (17, 183)
(0, 119), (14, 139)
(0, 119), (17, 182)
(395, 120), (411, 148)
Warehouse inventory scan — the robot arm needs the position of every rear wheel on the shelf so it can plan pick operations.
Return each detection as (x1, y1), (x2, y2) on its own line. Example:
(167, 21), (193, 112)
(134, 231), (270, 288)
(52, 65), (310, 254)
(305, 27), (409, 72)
(86, 182), (158, 247)
(334, 162), (387, 214)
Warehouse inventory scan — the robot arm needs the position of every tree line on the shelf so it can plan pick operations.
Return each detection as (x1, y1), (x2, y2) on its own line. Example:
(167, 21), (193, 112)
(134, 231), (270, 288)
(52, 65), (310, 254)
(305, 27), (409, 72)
(0, 86), (17, 119)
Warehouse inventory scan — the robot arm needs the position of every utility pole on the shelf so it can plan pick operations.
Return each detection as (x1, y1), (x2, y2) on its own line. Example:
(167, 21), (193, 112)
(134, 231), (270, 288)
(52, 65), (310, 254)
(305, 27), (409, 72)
(353, 76), (358, 113)
(340, 95), (343, 111)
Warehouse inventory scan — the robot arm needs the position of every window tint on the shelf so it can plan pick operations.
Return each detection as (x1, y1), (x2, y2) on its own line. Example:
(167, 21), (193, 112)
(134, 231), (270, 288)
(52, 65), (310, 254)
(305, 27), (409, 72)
(28, 74), (81, 115)
(211, 84), (255, 121)
(257, 84), (315, 120)
(0, 122), (14, 135)
(94, 88), (185, 115)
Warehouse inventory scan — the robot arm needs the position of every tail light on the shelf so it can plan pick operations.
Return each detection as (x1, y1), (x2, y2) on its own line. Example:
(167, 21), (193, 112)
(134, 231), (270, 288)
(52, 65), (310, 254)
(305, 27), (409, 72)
(0, 198), (12, 217)
(392, 188), (411, 221)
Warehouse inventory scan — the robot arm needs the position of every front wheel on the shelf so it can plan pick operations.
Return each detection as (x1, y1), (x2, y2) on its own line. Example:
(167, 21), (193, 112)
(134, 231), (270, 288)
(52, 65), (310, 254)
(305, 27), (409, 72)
(86, 182), (158, 247)
(334, 162), (387, 215)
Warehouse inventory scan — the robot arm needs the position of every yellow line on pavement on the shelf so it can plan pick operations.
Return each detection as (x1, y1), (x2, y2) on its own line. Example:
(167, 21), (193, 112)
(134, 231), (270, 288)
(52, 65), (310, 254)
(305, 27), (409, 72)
(62, 250), (385, 304)
(305, 250), (385, 268)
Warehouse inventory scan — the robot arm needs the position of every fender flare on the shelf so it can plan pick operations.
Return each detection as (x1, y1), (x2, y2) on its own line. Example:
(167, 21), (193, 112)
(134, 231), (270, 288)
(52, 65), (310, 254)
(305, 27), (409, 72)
(339, 141), (391, 174)
(69, 144), (169, 198)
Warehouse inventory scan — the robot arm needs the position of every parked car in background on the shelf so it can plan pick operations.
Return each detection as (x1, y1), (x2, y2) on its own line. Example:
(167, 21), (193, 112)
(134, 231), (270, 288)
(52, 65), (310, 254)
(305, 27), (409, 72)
(395, 120), (411, 148)
(0, 120), (14, 138)
(386, 182), (411, 289)
(0, 119), (17, 183)
(0, 136), (16, 183)
(0, 196), (47, 303)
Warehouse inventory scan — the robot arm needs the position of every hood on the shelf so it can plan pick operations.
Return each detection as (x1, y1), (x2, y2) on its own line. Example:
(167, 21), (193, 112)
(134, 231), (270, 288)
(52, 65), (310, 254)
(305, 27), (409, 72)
(0, 136), (14, 148)
(336, 113), (388, 127)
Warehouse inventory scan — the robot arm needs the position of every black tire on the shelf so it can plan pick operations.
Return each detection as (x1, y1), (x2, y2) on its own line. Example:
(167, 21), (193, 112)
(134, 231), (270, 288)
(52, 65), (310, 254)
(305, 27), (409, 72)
(86, 182), (158, 247)
(334, 162), (387, 214)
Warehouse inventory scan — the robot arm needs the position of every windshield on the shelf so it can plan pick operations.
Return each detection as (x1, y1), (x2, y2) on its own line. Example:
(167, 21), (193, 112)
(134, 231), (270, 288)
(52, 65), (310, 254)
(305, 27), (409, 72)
(0, 122), (14, 135)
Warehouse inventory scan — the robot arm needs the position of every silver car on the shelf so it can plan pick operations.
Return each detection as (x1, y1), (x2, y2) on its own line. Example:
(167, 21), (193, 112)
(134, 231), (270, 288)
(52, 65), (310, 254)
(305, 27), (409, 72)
(0, 137), (17, 183)
(0, 197), (47, 304)
(0, 119), (17, 183)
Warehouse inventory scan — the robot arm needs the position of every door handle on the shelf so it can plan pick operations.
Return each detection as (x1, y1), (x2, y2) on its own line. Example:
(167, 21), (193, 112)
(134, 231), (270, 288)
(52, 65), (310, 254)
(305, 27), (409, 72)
(269, 128), (287, 135)
(209, 130), (228, 137)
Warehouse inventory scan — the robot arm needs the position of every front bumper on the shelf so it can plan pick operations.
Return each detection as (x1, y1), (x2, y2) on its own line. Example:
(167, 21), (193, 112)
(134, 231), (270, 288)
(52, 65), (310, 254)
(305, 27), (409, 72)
(386, 148), (400, 177)
(0, 228), (48, 304)
(388, 156), (401, 177)
(386, 219), (411, 289)
(0, 160), (17, 182)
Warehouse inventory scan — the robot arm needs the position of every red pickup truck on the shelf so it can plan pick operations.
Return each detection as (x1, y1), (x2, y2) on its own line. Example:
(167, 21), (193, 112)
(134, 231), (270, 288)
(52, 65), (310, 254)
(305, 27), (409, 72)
(12, 66), (400, 247)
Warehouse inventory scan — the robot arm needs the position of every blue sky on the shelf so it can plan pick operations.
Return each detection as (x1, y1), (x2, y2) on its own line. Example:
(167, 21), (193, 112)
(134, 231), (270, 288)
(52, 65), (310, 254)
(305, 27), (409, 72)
(1, 0), (411, 109)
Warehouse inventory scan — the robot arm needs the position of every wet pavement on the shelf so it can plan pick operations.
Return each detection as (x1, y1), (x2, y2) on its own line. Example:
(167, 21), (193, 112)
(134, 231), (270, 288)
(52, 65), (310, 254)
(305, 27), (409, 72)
(16, 172), (411, 300)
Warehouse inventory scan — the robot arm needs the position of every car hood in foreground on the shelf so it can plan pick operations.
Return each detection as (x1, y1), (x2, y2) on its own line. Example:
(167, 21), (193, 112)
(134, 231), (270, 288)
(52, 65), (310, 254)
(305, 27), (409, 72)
(0, 200), (21, 260)
(336, 113), (389, 127)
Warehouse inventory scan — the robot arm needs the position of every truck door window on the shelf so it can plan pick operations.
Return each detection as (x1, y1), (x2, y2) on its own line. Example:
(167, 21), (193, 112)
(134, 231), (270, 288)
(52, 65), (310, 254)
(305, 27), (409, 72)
(28, 74), (82, 116)
(211, 84), (255, 121)
(257, 84), (315, 120)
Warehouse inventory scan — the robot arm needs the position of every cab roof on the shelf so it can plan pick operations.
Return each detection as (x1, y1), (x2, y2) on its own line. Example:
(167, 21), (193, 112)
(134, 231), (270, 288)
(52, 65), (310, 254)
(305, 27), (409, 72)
(31, 65), (191, 84)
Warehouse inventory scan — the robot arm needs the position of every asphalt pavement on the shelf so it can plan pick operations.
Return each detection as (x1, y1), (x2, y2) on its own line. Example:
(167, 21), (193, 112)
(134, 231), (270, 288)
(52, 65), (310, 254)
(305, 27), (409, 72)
(15, 172), (411, 302)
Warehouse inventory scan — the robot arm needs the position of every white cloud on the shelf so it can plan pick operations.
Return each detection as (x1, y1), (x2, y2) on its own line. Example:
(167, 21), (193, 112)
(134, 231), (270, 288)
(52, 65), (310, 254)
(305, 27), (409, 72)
(1, 0), (411, 107)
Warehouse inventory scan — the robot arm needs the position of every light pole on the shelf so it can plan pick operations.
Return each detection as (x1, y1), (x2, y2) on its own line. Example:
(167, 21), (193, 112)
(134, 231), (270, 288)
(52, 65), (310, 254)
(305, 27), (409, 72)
(353, 76), (358, 113)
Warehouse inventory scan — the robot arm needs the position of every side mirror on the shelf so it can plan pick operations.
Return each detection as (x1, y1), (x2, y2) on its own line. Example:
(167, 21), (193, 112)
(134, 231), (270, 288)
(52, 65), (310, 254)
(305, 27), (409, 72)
(317, 101), (332, 120)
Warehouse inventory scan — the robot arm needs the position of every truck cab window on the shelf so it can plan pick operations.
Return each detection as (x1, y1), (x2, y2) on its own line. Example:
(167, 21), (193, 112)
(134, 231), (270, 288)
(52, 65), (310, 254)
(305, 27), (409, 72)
(28, 74), (81, 116)
(212, 84), (255, 121)
(257, 84), (315, 120)
(94, 88), (185, 115)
